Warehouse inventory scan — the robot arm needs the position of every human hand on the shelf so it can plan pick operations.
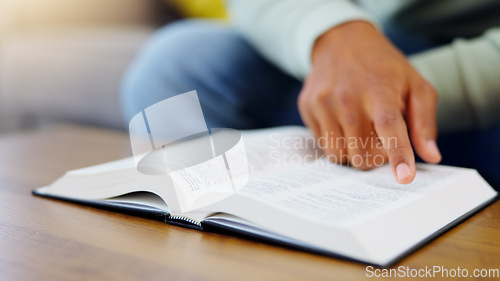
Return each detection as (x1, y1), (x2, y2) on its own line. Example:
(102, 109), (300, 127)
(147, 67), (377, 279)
(298, 21), (442, 184)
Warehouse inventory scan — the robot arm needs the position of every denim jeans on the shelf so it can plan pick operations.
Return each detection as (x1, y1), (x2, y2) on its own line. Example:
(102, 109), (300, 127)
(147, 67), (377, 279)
(121, 20), (500, 188)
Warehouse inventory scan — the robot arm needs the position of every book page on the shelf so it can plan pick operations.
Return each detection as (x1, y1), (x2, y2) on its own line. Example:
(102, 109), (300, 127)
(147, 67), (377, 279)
(40, 126), (316, 217)
(218, 161), (461, 227)
(178, 127), (463, 224)
(162, 126), (318, 213)
(240, 126), (318, 178)
(203, 164), (496, 265)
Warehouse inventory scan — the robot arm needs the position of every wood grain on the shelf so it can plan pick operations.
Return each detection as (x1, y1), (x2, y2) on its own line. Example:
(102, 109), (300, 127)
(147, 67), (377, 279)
(0, 124), (498, 281)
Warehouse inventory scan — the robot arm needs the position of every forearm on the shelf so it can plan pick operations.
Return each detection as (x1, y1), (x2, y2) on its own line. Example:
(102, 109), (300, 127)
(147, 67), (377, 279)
(410, 28), (500, 133)
(227, 0), (377, 79)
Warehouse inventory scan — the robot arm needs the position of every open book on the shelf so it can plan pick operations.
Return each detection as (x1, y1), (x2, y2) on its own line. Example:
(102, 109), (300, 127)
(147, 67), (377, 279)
(33, 126), (498, 267)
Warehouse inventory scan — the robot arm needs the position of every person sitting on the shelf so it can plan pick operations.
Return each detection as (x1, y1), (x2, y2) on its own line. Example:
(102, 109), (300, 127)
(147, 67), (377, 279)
(121, 0), (500, 186)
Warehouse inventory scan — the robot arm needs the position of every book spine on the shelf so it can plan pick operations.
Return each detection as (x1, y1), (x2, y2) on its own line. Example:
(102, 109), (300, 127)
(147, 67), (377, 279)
(166, 215), (203, 230)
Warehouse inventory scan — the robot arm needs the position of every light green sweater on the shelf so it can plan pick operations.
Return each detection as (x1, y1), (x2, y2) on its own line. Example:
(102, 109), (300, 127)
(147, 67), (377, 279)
(228, 0), (500, 133)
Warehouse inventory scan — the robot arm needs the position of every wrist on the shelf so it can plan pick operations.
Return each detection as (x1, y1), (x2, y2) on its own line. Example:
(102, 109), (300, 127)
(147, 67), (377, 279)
(312, 21), (378, 62)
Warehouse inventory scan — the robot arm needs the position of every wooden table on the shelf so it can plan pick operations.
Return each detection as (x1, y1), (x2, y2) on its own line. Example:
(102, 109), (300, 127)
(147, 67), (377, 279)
(1, 125), (499, 281)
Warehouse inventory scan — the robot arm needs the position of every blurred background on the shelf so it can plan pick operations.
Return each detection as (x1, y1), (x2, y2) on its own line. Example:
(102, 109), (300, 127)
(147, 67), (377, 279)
(0, 0), (225, 134)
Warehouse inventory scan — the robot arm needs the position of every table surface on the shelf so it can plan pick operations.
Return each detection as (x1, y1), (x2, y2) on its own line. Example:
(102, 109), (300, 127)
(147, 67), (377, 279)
(1, 124), (499, 281)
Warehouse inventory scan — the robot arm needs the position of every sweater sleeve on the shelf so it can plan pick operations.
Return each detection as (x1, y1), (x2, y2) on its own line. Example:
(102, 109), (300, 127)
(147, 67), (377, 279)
(227, 0), (377, 79)
(409, 27), (500, 133)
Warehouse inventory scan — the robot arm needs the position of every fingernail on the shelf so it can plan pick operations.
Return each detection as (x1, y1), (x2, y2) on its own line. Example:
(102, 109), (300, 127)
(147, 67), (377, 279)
(396, 163), (412, 181)
(426, 140), (442, 160)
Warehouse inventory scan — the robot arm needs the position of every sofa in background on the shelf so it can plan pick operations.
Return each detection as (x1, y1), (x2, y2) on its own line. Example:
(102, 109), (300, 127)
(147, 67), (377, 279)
(0, 0), (179, 133)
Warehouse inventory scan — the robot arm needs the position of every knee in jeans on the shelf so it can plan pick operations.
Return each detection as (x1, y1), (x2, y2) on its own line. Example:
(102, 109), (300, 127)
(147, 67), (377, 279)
(121, 21), (215, 118)
(121, 20), (251, 122)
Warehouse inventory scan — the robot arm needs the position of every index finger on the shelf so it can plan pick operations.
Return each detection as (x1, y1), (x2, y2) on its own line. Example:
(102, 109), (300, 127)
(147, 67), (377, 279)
(371, 93), (416, 184)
